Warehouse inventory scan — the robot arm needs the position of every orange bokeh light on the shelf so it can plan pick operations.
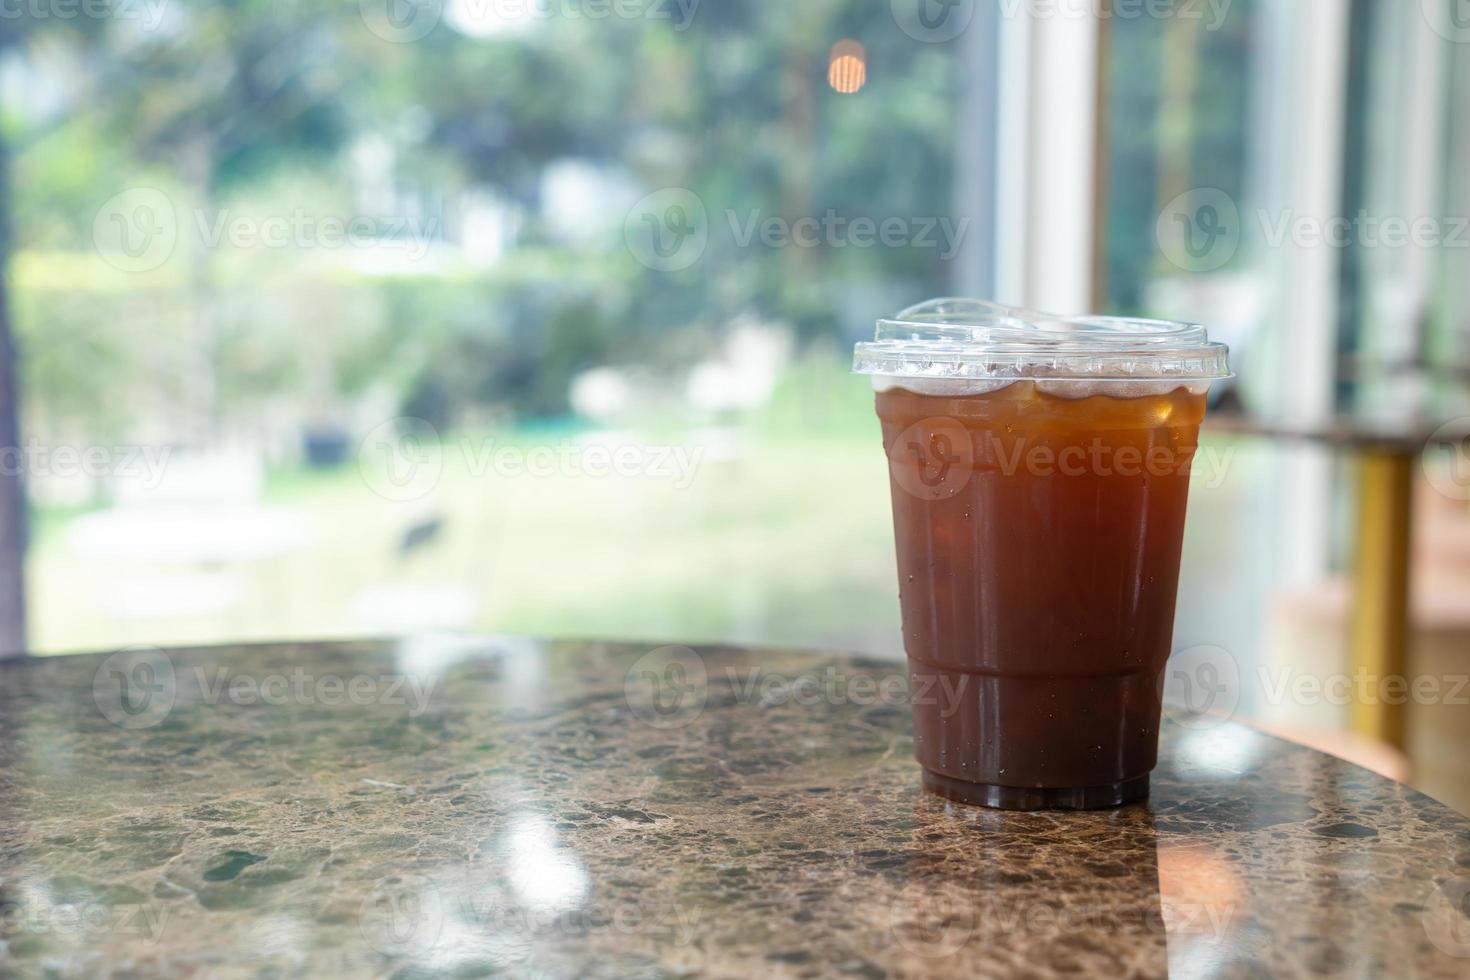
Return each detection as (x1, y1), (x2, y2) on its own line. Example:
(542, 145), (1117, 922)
(828, 40), (867, 94)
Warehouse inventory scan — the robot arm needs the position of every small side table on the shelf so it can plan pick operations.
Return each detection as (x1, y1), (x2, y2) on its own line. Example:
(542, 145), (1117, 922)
(1206, 411), (1470, 750)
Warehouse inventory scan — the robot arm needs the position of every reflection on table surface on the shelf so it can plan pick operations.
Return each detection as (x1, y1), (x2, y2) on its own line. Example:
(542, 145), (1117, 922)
(0, 637), (1466, 978)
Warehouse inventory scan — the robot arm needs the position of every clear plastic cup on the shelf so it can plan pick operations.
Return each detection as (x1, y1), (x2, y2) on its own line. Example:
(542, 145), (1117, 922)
(854, 299), (1231, 810)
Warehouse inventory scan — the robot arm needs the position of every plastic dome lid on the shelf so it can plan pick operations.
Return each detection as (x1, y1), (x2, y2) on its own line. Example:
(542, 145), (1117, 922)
(852, 298), (1232, 381)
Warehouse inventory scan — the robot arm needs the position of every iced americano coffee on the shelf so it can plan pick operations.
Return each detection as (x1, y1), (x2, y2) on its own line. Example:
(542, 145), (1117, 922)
(855, 300), (1231, 810)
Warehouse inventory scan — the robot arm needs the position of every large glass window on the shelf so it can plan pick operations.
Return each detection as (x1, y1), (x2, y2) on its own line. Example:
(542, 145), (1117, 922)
(9, 1), (992, 653)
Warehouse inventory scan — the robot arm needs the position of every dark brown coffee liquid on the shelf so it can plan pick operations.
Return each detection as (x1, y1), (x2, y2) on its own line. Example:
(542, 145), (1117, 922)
(876, 382), (1207, 808)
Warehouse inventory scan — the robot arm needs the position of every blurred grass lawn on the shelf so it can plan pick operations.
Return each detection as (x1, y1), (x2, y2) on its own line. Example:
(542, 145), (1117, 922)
(26, 361), (905, 655)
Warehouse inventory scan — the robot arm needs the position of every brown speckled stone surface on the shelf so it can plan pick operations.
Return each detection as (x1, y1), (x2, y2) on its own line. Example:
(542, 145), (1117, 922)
(0, 637), (1468, 978)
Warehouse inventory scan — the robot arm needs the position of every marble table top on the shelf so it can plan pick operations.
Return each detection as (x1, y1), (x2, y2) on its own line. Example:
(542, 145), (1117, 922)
(0, 637), (1467, 978)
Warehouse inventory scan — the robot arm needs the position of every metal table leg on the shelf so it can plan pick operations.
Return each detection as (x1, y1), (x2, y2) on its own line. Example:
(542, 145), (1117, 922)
(1348, 450), (1414, 750)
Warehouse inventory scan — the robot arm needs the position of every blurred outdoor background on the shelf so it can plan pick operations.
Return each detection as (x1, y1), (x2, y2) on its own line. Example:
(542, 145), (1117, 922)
(3, 2), (1470, 803)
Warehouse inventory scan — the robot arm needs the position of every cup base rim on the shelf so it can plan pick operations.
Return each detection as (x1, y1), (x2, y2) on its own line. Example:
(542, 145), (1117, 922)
(921, 769), (1150, 811)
